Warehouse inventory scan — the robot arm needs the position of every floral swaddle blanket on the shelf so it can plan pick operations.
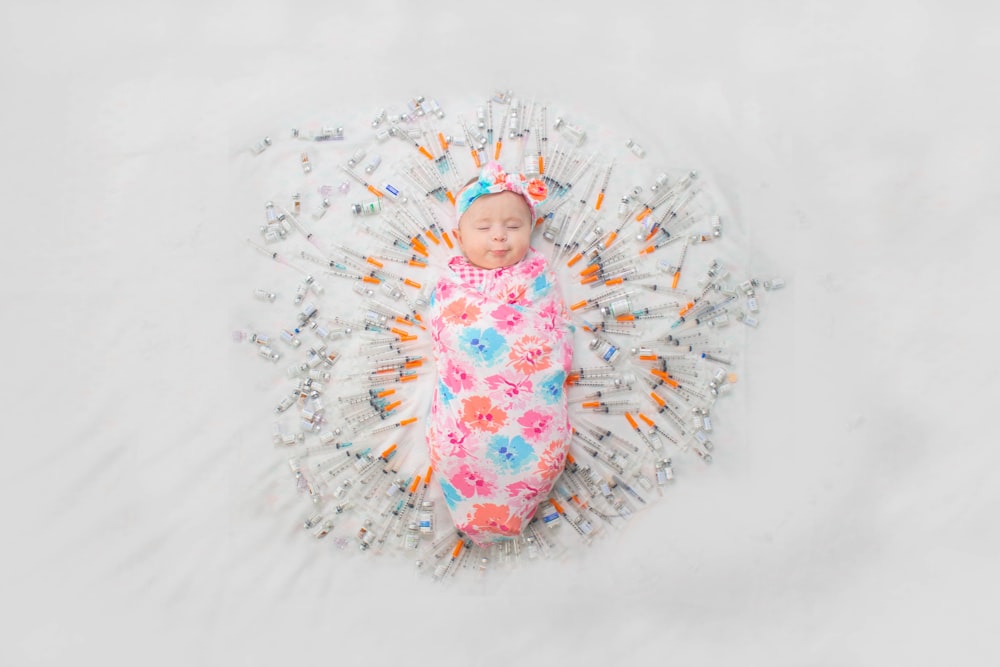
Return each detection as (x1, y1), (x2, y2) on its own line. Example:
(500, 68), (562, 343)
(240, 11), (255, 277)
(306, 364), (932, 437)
(427, 248), (574, 546)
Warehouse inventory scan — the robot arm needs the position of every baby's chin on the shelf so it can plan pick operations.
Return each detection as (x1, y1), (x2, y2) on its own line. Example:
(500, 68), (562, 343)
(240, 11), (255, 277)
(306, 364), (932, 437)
(467, 249), (525, 269)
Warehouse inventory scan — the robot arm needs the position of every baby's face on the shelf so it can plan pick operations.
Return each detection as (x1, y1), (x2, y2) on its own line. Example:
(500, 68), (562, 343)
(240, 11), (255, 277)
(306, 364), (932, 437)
(454, 191), (533, 270)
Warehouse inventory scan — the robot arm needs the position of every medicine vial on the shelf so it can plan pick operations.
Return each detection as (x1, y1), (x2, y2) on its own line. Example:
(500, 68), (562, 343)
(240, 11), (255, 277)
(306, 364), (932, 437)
(357, 521), (375, 550)
(347, 148), (366, 168)
(618, 196), (632, 219)
(426, 98), (445, 119)
(254, 288), (276, 302)
(264, 200), (278, 223)
(380, 281), (402, 300)
(364, 155), (382, 174)
(553, 117), (586, 146)
(300, 152), (312, 173)
(314, 126), (344, 141)
(418, 500), (435, 534)
(589, 337), (621, 365)
(257, 345), (280, 362)
(311, 198), (330, 220)
(656, 459), (674, 485)
(538, 500), (560, 527)
(280, 329), (301, 347)
(251, 136), (272, 155)
(313, 520), (334, 539)
(625, 138), (646, 158)
(404, 522), (420, 550)
(601, 296), (632, 319)
(523, 155), (539, 177)
(352, 199), (383, 216)
(275, 394), (296, 413)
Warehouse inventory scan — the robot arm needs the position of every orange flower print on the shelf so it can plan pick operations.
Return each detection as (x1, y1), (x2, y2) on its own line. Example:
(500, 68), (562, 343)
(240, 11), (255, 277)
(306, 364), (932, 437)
(502, 284), (528, 305)
(535, 439), (567, 481)
(463, 503), (522, 539)
(526, 178), (547, 202)
(441, 298), (480, 326)
(508, 336), (552, 375)
(460, 395), (507, 433)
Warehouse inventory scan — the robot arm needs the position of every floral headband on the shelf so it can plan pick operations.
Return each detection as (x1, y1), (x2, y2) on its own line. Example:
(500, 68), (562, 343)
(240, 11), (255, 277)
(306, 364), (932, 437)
(456, 161), (548, 217)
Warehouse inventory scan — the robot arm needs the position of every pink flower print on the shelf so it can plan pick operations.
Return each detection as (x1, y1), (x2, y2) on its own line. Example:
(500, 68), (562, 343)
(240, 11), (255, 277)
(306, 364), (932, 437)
(463, 503), (522, 539)
(432, 423), (472, 461)
(485, 373), (533, 403)
(442, 360), (477, 394)
(505, 480), (541, 509)
(517, 408), (554, 442)
(508, 335), (553, 375)
(435, 280), (454, 303)
(441, 297), (480, 326)
(523, 254), (546, 274)
(538, 298), (563, 332)
(461, 395), (507, 433)
(560, 341), (574, 372)
(450, 463), (497, 499)
(430, 313), (446, 343)
(490, 304), (524, 333)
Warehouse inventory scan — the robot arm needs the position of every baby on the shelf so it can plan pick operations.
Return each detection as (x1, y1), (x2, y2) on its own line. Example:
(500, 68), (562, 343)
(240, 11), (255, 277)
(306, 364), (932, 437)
(426, 161), (574, 547)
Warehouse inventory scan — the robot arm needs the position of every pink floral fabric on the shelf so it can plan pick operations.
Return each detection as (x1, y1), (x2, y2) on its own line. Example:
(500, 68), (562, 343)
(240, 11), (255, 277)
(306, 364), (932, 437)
(427, 248), (573, 546)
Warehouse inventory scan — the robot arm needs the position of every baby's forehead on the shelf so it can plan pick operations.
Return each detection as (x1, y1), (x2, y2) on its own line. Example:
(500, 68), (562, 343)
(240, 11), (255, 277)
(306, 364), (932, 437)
(458, 193), (531, 227)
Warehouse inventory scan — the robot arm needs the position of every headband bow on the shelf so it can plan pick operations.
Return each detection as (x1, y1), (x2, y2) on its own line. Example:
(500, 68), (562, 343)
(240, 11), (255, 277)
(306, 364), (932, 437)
(456, 161), (548, 217)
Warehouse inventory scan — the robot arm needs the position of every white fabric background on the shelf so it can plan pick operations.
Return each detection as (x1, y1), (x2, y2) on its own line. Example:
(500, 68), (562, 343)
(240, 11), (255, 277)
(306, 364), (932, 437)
(3, 1), (997, 665)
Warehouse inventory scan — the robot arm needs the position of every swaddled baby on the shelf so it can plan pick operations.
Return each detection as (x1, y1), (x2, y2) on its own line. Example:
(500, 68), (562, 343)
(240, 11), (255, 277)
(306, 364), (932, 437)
(427, 161), (574, 546)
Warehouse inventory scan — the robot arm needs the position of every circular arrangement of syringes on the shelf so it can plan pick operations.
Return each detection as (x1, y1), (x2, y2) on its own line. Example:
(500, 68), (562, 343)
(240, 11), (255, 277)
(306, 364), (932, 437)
(236, 89), (784, 582)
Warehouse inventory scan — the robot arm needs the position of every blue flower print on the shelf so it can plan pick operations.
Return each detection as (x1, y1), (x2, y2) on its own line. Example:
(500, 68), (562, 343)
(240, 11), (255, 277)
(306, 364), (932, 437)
(533, 273), (551, 297)
(438, 380), (455, 406)
(538, 370), (566, 405)
(459, 327), (509, 366)
(486, 434), (537, 474)
(439, 477), (463, 509)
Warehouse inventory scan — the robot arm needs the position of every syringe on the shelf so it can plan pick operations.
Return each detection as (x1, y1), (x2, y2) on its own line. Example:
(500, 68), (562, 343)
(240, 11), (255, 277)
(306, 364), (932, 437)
(340, 165), (385, 199)
(595, 159), (614, 211)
